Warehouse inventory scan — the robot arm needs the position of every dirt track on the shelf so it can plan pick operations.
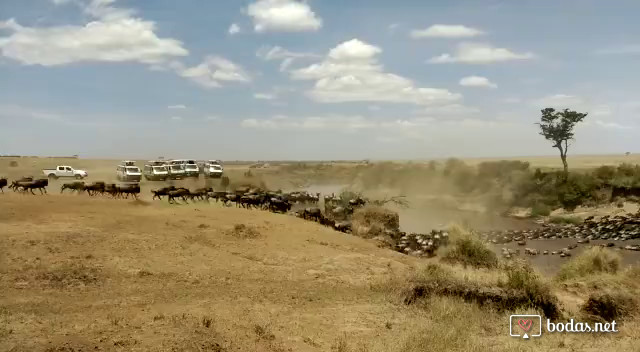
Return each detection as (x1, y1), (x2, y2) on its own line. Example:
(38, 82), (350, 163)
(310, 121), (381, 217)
(0, 193), (419, 351)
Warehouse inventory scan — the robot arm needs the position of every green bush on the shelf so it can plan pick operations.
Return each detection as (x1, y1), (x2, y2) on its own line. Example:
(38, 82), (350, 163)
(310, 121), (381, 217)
(441, 233), (499, 269)
(531, 203), (552, 217)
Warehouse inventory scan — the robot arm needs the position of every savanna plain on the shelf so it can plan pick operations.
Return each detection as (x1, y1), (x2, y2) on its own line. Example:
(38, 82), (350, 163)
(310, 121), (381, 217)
(2, 155), (640, 351)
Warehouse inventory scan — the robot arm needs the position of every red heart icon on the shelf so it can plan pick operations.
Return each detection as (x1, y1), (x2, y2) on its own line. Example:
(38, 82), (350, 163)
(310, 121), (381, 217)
(517, 319), (532, 332)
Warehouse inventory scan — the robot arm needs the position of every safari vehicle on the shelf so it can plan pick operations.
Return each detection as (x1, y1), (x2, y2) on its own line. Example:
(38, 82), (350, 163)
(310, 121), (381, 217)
(42, 165), (88, 180)
(204, 162), (224, 178)
(167, 163), (186, 180)
(143, 162), (169, 181)
(170, 159), (199, 178)
(116, 164), (142, 182)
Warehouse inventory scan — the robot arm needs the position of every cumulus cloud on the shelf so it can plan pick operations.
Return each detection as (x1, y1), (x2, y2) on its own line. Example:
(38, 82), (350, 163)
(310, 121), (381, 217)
(256, 45), (320, 71)
(410, 25), (484, 39)
(228, 23), (241, 35)
(167, 104), (187, 109)
(291, 38), (461, 105)
(428, 43), (534, 64)
(246, 0), (322, 32)
(178, 56), (251, 89)
(459, 75), (497, 88)
(0, 1), (188, 66)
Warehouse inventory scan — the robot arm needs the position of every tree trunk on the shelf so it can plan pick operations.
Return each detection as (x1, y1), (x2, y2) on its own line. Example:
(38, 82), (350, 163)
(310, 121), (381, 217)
(556, 145), (569, 181)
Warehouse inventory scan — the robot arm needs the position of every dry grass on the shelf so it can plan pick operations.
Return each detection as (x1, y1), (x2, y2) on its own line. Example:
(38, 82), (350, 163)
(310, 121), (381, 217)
(441, 226), (499, 269)
(1, 175), (640, 351)
(556, 247), (622, 281)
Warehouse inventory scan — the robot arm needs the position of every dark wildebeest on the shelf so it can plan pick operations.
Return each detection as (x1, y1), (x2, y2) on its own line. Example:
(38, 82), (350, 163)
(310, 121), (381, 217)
(0, 178), (7, 193)
(104, 184), (119, 198)
(117, 183), (141, 199)
(151, 186), (176, 200)
(9, 177), (33, 191)
(301, 207), (323, 222)
(167, 188), (191, 204)
(85, 182), (106, 196)
(61, 181), (85, 194)
(191, 187), (214, 202)
(16, 178), (49, 195)
(334, 221), (352, 233)
(268, 198), (292, 213)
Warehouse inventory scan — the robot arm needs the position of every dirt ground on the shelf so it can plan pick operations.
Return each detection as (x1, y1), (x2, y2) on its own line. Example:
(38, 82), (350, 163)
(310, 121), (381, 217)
(0, 192), (420, 351)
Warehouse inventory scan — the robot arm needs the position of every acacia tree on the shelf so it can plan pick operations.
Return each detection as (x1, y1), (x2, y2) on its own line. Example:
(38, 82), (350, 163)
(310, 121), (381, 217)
(536, 108), (588, 179)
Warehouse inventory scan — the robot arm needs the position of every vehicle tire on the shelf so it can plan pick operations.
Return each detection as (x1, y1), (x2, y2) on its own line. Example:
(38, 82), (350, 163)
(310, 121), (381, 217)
(48, 174), (58, 180)
(75, 175), (83, 180)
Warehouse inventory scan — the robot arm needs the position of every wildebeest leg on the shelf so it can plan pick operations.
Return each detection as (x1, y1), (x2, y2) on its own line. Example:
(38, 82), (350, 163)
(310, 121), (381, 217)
(30, 188), (36, 195)
(132, 193), (138, 199)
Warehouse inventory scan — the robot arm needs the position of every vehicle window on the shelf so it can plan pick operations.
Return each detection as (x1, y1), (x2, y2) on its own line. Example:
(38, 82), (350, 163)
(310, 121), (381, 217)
(58, 166), (64, 171)
(65, 167), (72, 171)
(126, 167), (140, 173)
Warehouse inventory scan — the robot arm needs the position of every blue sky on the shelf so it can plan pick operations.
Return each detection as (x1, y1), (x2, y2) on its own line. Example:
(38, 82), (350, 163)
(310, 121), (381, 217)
(0, 0), (639, 160)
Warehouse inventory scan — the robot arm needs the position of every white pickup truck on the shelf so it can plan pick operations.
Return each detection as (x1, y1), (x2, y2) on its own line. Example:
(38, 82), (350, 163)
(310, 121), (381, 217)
(42, 165), (88, 180)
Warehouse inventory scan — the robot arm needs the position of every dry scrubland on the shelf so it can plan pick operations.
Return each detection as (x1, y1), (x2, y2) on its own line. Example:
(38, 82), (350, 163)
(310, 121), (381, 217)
(2, 155), (640, 351)
(2, 194), (640, 351)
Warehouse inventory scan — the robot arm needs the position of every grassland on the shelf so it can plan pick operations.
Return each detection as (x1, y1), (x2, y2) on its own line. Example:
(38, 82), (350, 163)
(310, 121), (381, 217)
(2, 155), (640, 351)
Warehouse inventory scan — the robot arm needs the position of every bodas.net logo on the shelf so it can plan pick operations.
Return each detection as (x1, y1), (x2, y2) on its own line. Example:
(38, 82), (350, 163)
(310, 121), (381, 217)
(510, 315), (542, 339)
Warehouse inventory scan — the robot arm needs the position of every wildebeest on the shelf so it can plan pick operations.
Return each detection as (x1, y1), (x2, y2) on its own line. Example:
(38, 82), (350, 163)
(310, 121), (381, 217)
(301, 207), (322, 222)
(9, 177), (33, 191)
(14, 178), (49, 195)
(151, 186), (176, 200)
(0, 178), (7, 193)
(61, 181), (85, 193)
(191, 187), (214, 202)
(268, 198), (292, 213)
(167, 188), (191, 204)
(85, 182), (106, 196)
(116, 183), (141, 199)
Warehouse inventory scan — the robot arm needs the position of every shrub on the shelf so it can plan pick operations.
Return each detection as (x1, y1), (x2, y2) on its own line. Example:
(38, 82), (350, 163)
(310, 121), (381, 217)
(556, 247), (621, 281)
(351, 206), (400, 239)
(593, 165), (616, 182)
(500, 261), (560, 319)
(441, 232), (498, 269)
(9, 160), (18, 167)
(582, 292), (637, 321)
(531, 203), (551, 217)
(549, 216), (582, 225)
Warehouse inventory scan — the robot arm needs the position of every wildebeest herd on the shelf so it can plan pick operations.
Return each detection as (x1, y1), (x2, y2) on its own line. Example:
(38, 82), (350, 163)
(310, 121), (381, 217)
(1, 177), (49, 194)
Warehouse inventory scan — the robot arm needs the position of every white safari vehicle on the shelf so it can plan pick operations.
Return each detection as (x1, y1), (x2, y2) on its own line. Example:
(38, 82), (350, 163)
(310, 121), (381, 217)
(116, 161), (142, 182)
(204, 160), (224, 178)
(42, 165), (88, 180)
(143, 161), (169, 181)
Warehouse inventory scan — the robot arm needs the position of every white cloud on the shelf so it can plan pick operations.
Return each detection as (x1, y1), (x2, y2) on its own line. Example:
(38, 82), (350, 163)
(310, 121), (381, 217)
(254, 93), (277, 100)
(246, 0), (322, 33)
(170, 116), (182, 121)
(410, 25), (484, 39)
(504, 98), (522, 104)
(459, 75), (497, 88)
(428, 43), (535, 64)
(168, 104), (187, 109)
(0, 1), (188, 66)
(240, 115), (421, 131)
(291, 38), (461, 105)
(388, 23), (400, 32)
(256, 45), (320, 71)
(420, 104), (480, 116)
(203, 115), (219, 121)
(228, 23), (241, 35)
(595, 120), (633, 130)
(178, 56), (251, 89)
(533, 94), (585, 109)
